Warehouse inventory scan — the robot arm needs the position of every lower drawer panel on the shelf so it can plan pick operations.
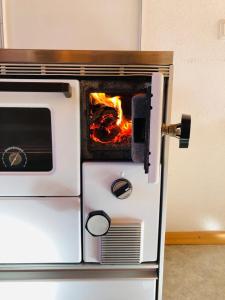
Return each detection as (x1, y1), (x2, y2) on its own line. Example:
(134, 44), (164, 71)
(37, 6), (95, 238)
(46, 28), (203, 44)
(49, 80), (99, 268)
(0, 279), (156, 300)
(0, 197), (81, 263)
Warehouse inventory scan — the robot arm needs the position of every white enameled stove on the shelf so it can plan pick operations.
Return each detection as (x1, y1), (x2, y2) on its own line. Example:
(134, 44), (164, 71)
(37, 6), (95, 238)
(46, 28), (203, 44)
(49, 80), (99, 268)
(0, 50), (191, 300)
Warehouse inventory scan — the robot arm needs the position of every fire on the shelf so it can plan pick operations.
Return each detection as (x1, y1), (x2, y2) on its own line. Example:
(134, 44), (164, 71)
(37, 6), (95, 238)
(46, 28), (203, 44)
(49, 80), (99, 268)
(89, 92), (132, 144)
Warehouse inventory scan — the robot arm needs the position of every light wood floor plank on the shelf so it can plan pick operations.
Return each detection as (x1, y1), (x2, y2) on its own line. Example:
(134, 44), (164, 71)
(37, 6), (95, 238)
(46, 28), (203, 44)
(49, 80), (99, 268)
(165, 231), (225, 245)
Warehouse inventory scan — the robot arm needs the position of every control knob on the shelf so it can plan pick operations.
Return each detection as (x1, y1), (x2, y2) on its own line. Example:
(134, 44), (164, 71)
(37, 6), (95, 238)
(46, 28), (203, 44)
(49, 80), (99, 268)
(85, 210), (111, 237)
(161, 114), (191, 148)
(111, 178), (132, 199)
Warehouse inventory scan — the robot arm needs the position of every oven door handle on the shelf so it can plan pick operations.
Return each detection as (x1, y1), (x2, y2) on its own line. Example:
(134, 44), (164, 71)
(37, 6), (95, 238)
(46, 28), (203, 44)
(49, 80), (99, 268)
(0, 82), (72, 98)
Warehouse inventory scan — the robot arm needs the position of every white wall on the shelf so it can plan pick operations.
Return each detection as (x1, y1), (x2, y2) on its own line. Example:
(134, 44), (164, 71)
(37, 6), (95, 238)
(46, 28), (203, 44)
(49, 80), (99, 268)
(2, 0), (225, 231)
(2, 0), (141, 50)
(0, 1), (3, 47)
(142, 0), (225, 231)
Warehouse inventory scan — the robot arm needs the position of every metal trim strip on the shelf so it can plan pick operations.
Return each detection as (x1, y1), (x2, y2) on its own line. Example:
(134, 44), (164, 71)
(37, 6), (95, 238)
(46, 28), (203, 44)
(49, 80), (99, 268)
(0, 63), (170, 77)
(0, 50), (173, 65)
(0, 269), (158, 281)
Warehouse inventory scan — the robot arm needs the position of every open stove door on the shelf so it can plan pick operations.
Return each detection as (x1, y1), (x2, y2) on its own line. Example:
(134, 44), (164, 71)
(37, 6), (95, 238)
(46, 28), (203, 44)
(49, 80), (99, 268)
(132, 73), (164, 184)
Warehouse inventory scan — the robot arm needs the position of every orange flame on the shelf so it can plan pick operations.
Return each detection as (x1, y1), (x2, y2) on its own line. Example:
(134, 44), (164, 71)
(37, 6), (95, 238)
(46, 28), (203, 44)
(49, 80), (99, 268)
(89, 93), (132, 144)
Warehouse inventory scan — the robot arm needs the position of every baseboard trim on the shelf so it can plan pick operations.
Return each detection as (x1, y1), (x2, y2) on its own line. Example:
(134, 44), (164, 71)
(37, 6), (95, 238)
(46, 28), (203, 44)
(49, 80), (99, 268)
(165, 231), (225, 245)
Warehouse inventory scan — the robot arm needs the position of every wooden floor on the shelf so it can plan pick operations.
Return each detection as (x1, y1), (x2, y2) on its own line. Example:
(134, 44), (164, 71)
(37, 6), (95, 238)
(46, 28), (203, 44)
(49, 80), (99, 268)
(163, 245), (225, 300)
(165, 231), (225, 245)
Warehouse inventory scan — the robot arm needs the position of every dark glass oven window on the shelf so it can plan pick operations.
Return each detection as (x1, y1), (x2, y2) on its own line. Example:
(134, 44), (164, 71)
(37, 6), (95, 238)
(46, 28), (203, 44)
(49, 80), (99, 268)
(0, 107), (52, 172)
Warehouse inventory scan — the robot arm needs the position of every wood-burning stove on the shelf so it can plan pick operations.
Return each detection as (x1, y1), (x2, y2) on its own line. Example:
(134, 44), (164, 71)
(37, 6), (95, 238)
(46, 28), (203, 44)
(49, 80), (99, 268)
(0, 50), (190, 300)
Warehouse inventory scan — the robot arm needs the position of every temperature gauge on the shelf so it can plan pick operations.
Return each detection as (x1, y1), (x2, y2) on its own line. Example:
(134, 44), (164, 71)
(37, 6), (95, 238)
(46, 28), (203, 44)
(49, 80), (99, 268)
(2, 146), (27, 169)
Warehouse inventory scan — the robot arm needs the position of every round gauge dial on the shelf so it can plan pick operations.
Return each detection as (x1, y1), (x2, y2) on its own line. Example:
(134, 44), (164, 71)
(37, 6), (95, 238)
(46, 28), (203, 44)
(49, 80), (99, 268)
(2, 146), (27, 169)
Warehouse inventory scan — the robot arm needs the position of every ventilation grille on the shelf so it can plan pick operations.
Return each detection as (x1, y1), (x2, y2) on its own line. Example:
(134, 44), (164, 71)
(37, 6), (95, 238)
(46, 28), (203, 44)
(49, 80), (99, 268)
(100, 223), (142, 264)
(0, 64), (170, 77)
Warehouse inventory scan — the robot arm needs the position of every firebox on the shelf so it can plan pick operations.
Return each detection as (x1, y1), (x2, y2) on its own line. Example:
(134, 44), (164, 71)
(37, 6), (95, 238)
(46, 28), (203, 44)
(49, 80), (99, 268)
(81, 79), (150, 161)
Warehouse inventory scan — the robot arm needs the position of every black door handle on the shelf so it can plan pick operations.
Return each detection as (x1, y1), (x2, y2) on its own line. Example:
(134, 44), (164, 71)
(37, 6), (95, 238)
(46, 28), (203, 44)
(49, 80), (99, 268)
(162, 114), (191, 148)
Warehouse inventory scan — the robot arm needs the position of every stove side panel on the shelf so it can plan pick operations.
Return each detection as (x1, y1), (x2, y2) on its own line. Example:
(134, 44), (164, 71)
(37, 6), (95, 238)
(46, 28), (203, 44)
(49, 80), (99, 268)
(157, 66), (174, 300)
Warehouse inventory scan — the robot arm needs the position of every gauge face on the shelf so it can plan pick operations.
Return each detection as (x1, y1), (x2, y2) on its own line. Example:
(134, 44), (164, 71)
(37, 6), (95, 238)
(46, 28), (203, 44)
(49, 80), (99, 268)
(2, 146), (27, 169)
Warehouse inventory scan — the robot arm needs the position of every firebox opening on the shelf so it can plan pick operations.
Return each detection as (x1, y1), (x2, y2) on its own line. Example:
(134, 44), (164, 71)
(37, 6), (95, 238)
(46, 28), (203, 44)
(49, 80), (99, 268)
(81, 79), (150, 161)
(89, 92), (133, 146)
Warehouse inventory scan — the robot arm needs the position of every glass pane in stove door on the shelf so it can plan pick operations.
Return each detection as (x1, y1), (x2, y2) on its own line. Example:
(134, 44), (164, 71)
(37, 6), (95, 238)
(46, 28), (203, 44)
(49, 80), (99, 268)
(0, 107), (52, 172)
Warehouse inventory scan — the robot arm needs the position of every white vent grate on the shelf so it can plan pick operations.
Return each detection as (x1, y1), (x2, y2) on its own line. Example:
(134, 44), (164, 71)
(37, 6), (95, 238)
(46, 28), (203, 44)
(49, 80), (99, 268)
(100, 223), (142, 264)
(0, 64), (170, 77)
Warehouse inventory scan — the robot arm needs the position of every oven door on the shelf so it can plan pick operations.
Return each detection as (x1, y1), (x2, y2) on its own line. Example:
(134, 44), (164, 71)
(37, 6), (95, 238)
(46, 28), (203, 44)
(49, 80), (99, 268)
(0, 79), (80, 196)
(132, 73), (164, 184)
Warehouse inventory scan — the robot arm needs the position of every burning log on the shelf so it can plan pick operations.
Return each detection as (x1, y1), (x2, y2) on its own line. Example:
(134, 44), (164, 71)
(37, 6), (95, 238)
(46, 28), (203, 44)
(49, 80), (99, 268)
(90, 107), (120, 142)
(89, 92), (132, 144)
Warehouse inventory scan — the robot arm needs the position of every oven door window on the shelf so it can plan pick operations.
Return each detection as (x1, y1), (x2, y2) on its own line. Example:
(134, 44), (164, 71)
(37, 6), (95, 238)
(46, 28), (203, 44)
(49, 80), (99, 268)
(0, 107), (52, 172)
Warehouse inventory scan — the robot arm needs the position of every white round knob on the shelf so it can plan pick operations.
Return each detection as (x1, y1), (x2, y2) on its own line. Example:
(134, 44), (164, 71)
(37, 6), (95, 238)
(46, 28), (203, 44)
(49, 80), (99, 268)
(85, 211), (111, 237)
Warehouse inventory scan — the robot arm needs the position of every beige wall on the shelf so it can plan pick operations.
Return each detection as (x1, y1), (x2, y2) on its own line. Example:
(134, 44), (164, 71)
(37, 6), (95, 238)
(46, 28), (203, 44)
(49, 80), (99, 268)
(2, 0), (141, 50)
(142, 0), (225, 231)
(0, 1), (3, 47)
(2, 0), (225, 231)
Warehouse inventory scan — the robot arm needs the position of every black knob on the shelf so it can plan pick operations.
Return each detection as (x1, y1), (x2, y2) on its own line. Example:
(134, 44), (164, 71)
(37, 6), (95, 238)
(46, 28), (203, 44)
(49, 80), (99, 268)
(111, 178), (132, 199)
(179, 114), (191, 148)
(85, 210), (111, 237)
(162, 114), (191, 148)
